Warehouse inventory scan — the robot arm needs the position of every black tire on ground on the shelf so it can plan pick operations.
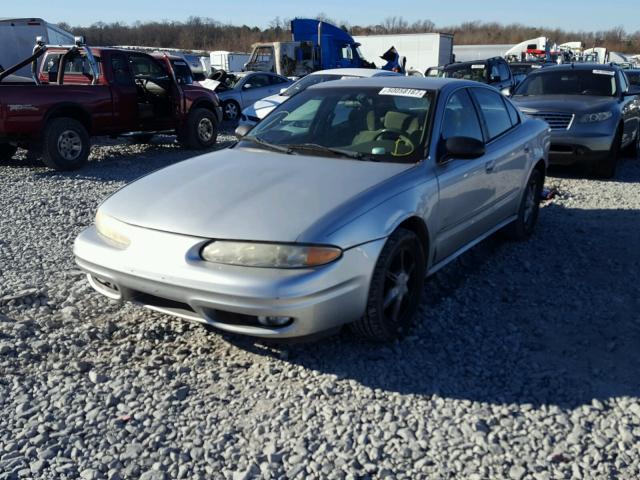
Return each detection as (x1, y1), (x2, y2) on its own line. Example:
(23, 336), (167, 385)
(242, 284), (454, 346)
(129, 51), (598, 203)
(129, 133), (154, 144)
(0, 143), (18, 162)
(351, 228), (426, 342)
(593, 126), (622, 179)
(623, 129), (639, 158)
(178, 108), (219, 150)
(503, 168), (544, 240)
(41, 118), (90, 170)
(222, 100), (240, 121)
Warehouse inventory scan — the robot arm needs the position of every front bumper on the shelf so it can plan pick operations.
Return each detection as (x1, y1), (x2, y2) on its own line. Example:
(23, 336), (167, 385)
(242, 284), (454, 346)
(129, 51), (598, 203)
(548, 123), (616, 166)
(74, 225), (385, 339)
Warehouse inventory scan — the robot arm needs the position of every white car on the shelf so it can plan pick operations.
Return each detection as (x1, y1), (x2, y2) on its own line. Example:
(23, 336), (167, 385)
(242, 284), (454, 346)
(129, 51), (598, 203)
(238, 68), (399, 127)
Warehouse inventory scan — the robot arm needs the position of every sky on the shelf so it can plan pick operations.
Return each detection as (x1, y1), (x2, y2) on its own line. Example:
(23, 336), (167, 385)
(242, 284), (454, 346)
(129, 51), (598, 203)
(3, 0), (638, 32)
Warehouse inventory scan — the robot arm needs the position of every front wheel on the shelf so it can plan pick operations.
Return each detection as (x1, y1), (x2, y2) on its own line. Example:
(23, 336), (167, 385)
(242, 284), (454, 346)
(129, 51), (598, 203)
(0, 143), (18, 163)
(351, 228), (426, 342)
(504, 169), (543, 240)
(222, 100), (240, 121)
(41, 118), (90, 170)
(179, 108), (218, 150)
(593, 127), (622, 179)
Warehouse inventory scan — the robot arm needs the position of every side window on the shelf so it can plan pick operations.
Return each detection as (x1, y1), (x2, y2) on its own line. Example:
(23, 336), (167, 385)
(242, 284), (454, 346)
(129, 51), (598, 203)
(490, 64), (500, 81)
(111, 54), (133, 86)
(472, 88), (513, 140)
(441, 90), (483, 142)
(270, 75), (288, 85)
(498, 62), (510, 81)
(504, 99), (520, 126)
(128, 54), (166, 80)
(42, 54), (61, 73)
(246, 74), (270, 89)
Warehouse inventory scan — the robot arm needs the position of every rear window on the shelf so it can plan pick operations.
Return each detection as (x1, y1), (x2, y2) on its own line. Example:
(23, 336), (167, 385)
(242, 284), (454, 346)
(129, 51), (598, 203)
(443, 63), (487, 83)
(515, 69), (618, 96)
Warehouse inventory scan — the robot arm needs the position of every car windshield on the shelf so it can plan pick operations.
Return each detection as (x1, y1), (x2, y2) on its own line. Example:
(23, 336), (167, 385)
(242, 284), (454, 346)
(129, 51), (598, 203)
(443, 64), (487, 82)
(514, 69), (618, 96)
(222, 73), (244, 89)
(282, 74), (358, 97)
(241, 86), (433, 164)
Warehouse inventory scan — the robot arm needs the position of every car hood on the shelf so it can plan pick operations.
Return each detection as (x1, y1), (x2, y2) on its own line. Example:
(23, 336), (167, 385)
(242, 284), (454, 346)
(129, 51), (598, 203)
(512, 95), (618, 113)
(245, 94), (286, 119)
(100, 148), (413, 245)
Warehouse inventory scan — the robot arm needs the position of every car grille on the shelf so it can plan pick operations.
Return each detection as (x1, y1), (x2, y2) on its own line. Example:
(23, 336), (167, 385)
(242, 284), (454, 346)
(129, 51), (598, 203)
(526, 112), (575, 130)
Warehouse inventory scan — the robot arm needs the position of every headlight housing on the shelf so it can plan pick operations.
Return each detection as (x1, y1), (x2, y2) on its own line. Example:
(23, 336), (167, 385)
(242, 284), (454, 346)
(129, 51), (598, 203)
(95, 211), (131, 248)
(579, 111), (613, 123)
(201, 241), (342, 268)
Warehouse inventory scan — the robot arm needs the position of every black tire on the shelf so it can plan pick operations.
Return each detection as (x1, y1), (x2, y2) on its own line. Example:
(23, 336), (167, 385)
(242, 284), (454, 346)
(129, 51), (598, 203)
(179, 108), (218, 150)
(129, 133), (154, 144)
(504, 168), (544, 240)
(351, 228), (426, 342)
(41, 118), (90, 170)
(0, 143), (18, 162)
(624, 129), (639, 159)
(222, 100), (240, 121)
(593, 127), (622, 179)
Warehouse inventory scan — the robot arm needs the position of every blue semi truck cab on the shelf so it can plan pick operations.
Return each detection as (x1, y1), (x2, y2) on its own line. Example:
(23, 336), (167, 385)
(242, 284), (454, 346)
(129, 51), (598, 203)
(245, 19), (369, 77)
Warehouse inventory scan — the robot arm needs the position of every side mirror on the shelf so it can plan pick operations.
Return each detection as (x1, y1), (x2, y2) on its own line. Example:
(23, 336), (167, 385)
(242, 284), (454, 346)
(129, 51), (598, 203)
(441, 137), (485, 161)
(235, 124), (252, 138)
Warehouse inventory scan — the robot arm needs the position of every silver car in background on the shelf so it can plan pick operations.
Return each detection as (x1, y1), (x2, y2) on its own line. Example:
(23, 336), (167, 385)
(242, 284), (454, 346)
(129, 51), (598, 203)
(238, 68), (399, 127)
(74, 77), (550, 342)
(200, 71), (292, 121)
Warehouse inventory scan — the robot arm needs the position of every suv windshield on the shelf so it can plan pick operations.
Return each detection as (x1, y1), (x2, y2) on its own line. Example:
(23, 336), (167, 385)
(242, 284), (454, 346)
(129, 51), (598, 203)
(443, 63), (487, 82)
(241, 86), (433, 163)
(514, 69), (618, 96)
(282, 74), (358, 97)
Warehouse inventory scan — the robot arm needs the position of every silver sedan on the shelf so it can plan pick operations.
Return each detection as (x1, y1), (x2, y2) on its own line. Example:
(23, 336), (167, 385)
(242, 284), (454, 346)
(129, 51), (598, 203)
(74, 77), (550, 342)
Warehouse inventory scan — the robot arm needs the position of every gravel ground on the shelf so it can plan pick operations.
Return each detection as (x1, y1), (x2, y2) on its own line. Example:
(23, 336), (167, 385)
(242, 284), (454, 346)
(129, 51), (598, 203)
(1, 127), (639, 480)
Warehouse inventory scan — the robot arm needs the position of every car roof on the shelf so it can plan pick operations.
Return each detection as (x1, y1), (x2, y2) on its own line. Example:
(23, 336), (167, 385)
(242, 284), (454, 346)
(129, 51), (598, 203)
(310, 68), (399, 77)
(307, 75), (479, 92)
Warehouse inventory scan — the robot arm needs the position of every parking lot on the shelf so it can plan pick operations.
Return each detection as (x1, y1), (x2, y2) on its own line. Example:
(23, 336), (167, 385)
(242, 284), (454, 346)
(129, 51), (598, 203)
(1, 128), (640, 479)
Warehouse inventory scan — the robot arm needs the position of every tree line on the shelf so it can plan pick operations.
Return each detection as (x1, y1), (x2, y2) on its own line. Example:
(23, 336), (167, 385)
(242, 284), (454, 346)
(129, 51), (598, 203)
(58, 15), (640, 54)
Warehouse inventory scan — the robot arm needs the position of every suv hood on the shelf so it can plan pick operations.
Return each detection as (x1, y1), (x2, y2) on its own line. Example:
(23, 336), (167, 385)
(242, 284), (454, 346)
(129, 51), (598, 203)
(100, 148), (412, 245)
(512, 95), (618, 113)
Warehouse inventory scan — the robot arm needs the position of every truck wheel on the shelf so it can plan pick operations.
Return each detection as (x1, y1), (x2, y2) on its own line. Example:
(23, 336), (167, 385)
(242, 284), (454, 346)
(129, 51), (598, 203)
(592, 126), (622, 179)
(222, 100), (240, 121)
(0, 143), (18, 163)
(42, 118), (90, 170)
(351, 228), (426, 342)
(179, 108), (218, 149)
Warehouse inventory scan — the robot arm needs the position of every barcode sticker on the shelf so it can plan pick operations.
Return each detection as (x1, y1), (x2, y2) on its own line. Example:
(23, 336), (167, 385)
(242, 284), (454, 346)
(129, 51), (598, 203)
(379, 87), (427, 98)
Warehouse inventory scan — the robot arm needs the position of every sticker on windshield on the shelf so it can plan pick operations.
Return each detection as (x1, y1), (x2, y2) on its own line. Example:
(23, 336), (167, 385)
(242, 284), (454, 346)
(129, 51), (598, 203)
(471, 64), (485, 69)
(379, 87), (427, 98)
(593, 69), (615, 76)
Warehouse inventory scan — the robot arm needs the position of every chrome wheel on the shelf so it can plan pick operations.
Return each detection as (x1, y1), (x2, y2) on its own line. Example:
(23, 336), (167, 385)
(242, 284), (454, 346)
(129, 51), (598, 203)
(57, 130), (82, 161)
(382, 247), (417, 324)
(197, 117), (214, 142)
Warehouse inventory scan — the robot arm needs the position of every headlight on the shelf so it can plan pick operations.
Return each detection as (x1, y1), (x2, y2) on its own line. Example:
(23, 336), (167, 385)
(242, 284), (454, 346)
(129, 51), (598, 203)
(579, 111), (613, 123)
(95, 211), (130, 248)
(201, 241), (342, 268)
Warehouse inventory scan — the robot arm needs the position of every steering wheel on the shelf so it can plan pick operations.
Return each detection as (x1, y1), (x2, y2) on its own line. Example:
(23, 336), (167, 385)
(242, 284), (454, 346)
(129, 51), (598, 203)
(373, 129), (415, 156)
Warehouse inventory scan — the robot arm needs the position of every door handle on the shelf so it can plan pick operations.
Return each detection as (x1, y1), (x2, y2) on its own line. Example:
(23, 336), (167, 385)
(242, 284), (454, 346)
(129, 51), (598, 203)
(485, 160), (496, 172)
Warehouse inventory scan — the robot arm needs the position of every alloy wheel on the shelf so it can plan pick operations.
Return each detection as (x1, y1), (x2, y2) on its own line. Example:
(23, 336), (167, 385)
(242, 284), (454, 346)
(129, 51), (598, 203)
(57, 130), (83, 161)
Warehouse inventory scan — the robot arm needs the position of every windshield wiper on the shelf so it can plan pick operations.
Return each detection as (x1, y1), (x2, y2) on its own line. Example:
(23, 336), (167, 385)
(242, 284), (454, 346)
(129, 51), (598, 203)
(243, 136), (294, 154)
(286, 143), (378, 161)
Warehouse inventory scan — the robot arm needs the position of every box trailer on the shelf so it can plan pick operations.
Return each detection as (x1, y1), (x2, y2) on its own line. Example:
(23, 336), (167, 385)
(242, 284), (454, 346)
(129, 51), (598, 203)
(452, 44), (513, 62)
(353, 33), (454, 75)
(0, 18), (74, 76)
(210, 51), (251, 73)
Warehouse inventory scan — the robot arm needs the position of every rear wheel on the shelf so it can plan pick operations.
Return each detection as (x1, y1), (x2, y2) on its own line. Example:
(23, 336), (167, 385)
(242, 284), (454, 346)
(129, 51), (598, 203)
(179, 108), (218, 149)
(593, 127), (622, 179)
(0, 143), (18, 163)
(504, 168), (544, 240)
(41, 118), (90, 170)
(351, 228), (426, 342)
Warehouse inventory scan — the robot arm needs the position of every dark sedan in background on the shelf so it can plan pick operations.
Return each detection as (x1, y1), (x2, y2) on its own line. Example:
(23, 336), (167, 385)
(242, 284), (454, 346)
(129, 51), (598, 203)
(512, 64), (640, 177)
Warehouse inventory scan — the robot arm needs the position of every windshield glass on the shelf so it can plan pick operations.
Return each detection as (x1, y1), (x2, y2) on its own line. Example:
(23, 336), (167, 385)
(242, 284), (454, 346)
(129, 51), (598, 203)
(514, 69), (618, 96)
(282, 74), (357, 97)
(443, 63), (487, 82)
(171, 61), (193, 85)
(242, 86), (433, 163)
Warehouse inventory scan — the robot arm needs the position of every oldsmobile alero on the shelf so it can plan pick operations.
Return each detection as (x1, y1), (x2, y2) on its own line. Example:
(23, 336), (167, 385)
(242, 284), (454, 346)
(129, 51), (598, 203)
(74, 77), (550, 342)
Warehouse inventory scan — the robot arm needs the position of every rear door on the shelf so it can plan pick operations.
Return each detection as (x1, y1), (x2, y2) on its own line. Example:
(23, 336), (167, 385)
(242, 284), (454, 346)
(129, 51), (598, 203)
(470, 87), (527, 220)
(434, 88), (498, 262)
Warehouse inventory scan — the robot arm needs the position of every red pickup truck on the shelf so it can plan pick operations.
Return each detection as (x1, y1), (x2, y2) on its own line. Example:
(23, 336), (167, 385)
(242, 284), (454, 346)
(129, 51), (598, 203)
(0, 40), (222, 170)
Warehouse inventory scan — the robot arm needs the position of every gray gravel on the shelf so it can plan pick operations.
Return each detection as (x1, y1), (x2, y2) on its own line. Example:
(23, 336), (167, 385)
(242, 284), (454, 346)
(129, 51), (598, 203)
(1, 128), (640, 479)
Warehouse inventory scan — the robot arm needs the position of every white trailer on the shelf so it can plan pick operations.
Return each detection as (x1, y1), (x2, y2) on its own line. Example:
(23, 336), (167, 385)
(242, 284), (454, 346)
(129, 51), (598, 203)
(210, 51), (251, 73)
(353, 33), (454, 76)
(0, 18), (74, 76)
(452, 44), (512, 62)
